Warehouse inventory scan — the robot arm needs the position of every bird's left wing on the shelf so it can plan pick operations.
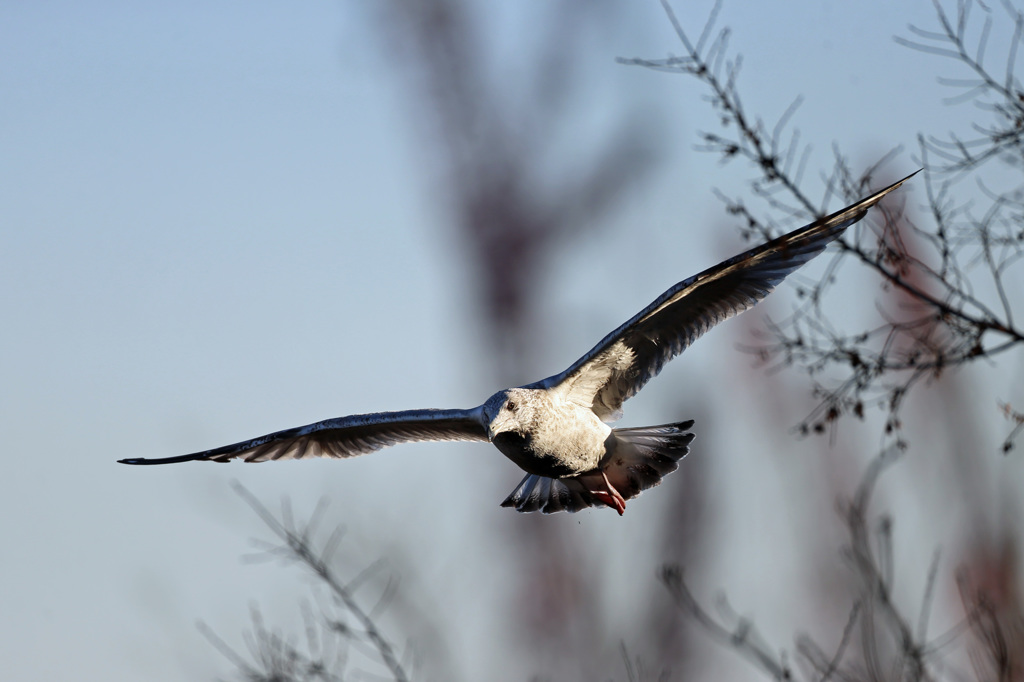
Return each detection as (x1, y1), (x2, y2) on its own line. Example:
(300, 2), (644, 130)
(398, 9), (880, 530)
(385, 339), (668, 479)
(529, 172), (917, 420)
(119, 407), (489, 464)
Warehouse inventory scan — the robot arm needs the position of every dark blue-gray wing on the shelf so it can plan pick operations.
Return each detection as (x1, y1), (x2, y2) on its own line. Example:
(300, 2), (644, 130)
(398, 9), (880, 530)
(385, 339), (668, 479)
(530, 172), (916, 420)
(119, 407), (489, 464)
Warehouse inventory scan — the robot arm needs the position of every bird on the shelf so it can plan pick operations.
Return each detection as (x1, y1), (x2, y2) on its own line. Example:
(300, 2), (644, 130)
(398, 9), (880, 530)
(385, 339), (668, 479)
(120, 172), (916, 515)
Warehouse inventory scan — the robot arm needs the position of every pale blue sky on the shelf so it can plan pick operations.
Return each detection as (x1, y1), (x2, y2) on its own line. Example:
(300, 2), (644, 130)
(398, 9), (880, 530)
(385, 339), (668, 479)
(2, 1), (1016, 680)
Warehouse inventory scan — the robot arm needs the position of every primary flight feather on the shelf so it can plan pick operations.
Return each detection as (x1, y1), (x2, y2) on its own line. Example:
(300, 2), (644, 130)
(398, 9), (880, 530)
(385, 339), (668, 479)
(121, 173), (916, 514)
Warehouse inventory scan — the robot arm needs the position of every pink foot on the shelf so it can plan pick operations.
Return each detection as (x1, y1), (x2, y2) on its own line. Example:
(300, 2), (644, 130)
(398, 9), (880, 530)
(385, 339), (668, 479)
(589, 471), (626, 515)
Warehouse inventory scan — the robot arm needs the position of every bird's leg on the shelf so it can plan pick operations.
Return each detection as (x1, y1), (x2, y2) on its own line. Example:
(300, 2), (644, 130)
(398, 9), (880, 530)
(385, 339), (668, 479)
(588, 470), (626, 515)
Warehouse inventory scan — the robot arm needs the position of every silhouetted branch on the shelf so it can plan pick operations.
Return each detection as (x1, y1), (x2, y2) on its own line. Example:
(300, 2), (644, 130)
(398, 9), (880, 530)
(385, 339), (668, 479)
(623, 0), (1024, 450)
(659, 564), (792, 680)
(201, 484), (412, 682)
(620, 642), (673, 682)
(199, 604), (347, 682)
(618, 0), (819, 219)
(1000, 401), (1024, 453)
(662, 450), (1017, 682)
(895, 0), (1024, 175)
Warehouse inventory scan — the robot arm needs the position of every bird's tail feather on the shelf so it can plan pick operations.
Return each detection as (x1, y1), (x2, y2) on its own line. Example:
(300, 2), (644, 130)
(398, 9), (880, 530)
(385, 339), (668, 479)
(603, 419), (696, 500)
(500, 420), (695, 514)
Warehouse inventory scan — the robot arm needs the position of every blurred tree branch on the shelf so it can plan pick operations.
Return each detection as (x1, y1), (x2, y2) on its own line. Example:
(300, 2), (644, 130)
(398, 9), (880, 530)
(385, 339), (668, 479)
(371, 0), (663, 378)
(202, 484), (412, 682)
(661, 450), (1020, 682)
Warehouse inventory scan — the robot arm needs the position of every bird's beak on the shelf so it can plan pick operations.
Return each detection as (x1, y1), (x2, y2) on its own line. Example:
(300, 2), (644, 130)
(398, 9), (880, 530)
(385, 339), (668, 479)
(485, 412), (512, 441)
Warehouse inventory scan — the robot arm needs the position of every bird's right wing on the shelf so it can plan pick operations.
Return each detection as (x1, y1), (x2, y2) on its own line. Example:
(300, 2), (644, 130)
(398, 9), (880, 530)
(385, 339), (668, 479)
(119, 407), (489, 464)
(529, 172), (917, 421)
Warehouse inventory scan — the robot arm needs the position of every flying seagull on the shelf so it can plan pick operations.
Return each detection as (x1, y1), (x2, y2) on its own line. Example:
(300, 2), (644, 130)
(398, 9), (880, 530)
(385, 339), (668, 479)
(121, 172), (916, 514)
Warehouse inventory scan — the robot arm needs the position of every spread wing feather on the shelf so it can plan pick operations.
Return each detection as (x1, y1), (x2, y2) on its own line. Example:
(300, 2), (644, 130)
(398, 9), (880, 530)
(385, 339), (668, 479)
(530, 172), (917, 420)
(119, 407), (489, 464)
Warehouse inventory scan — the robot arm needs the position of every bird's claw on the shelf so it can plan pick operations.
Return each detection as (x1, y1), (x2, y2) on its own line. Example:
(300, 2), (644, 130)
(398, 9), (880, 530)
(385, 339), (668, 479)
(590, 470), (626, 515)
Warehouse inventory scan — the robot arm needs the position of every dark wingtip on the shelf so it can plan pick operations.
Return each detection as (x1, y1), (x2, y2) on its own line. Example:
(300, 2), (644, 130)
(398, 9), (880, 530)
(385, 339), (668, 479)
(872, 169), (921, 199)
(117, 453), (211, 465)
(888, 168), (922, 191)
(118, 457), (171, 465)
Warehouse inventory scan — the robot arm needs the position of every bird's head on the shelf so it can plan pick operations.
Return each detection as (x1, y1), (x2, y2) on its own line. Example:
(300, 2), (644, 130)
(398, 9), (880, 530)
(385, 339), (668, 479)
(482, 388), (539, 441)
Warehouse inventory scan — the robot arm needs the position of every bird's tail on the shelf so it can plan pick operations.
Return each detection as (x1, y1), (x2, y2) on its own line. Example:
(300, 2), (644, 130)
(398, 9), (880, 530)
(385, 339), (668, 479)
(500, 420), (695, 514)
(602, 419), (696, 501)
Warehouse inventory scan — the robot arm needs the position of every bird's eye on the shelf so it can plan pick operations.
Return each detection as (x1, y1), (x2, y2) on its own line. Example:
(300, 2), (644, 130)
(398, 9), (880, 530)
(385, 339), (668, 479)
(507, 400), (517, 412)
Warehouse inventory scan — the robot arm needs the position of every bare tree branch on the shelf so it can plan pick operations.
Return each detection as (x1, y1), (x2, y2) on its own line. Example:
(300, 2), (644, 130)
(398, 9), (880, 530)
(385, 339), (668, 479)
(624, 0), (1024, 450)
(202, 484), (413, 682)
